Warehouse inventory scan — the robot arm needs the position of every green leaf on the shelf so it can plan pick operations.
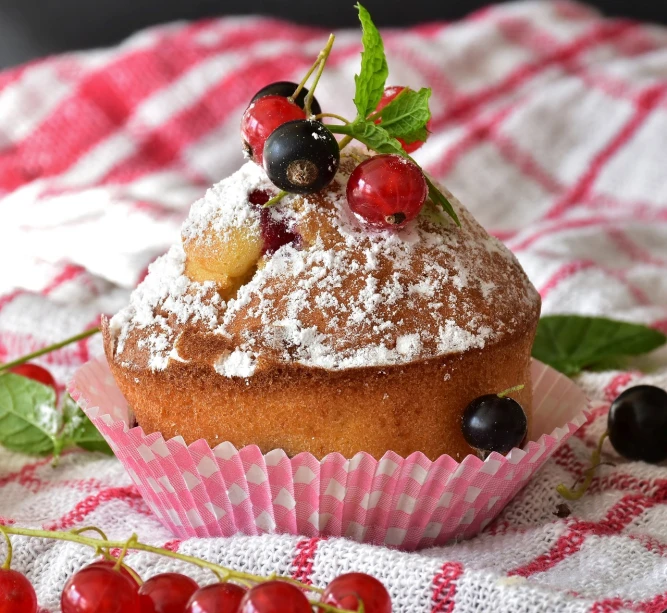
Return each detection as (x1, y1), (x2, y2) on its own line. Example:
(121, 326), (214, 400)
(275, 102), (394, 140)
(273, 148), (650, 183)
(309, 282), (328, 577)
(0, 376), (113, 457)
(532, 315), (667, 376)
(0, 373), (59, 455)
(420, 200), (453, 227)
(373, 87), (432, 141)
(354, 3), (388, 119)
(342, 120), (406, 155)
(425, 176), (461, 227)
(61, 394), (113, 455)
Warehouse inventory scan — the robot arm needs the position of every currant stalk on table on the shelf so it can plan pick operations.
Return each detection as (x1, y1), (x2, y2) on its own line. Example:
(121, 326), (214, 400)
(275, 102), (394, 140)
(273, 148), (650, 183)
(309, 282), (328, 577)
(0, 525), (389, 613)
(557, 430), (609, 501)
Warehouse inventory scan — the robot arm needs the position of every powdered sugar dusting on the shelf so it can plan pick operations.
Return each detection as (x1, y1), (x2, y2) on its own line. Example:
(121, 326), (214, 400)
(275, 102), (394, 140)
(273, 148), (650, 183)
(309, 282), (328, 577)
(109, 152), (540, 377)
(215, 349), (257, 378)
(110, 244), (221, 368)
(181, 161), (269, 242)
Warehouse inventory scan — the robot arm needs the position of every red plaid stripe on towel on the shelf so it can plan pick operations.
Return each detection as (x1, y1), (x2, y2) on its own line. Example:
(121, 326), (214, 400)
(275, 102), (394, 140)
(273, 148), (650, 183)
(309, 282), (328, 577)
(2, 2), (667, 611)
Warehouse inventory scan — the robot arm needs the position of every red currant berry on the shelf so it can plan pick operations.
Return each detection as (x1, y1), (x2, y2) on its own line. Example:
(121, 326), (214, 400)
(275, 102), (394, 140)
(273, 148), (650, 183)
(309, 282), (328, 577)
(9, 363), (57, 395)
(248, 190), (301, 255)
(321, 573), (391, 613)
(238, 581), (311, 613)
(138, 573), (199, 613)
(61, 565), (141, 613)
(185, 583), (247, 613)
(241, 95), (306, 166)
(250, 81), (322, 116)
(346, 154), (428, 230)
(0, 568), (37, 613)
(374, 86), (432, 153)
(86, 560), (141, 592)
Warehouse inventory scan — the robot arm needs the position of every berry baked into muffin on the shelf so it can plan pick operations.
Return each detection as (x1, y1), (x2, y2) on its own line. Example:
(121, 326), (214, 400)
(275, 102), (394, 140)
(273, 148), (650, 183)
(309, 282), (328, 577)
(103, 7), (540, 462)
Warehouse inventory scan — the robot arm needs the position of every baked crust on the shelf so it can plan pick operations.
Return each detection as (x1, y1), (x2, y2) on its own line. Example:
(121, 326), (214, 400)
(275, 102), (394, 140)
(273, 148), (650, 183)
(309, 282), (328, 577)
(103, 319), (535, 460)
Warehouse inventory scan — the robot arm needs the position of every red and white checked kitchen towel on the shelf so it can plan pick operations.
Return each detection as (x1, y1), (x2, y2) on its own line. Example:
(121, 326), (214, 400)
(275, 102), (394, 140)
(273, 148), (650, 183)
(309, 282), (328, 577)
(2, 1), (667, 611)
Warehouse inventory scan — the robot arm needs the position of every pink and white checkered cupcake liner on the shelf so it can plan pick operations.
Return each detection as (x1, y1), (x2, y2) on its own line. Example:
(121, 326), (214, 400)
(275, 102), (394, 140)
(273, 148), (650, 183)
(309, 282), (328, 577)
(69, 357), (589, 551)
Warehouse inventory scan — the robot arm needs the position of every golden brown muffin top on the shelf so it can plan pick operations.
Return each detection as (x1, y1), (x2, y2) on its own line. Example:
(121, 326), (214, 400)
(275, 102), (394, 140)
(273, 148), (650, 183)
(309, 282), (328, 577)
(108, 151), (540, 377)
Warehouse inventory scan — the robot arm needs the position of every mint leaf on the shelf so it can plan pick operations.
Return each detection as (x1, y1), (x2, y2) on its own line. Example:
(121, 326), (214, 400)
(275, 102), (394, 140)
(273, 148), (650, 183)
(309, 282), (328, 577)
(0, 376), (113, 457)
(61, 394), (113, 455)
(0, 373), (59, 455)
(354, 3), (388, 119)
(420, 199), (451, 227)
(425, 176), (460, 227)
(532, 315), (667, 376)
(373, 87), (432, 141)
(341, 120), (406, 155)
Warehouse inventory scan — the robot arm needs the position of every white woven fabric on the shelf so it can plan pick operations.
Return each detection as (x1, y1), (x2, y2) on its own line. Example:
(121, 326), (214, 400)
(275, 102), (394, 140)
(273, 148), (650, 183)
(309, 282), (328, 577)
(1, 1), (667, 611)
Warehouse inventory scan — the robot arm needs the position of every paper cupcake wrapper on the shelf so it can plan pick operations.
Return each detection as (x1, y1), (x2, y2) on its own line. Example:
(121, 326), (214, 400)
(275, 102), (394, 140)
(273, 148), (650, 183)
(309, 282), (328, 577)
(69, 357), (589, 551)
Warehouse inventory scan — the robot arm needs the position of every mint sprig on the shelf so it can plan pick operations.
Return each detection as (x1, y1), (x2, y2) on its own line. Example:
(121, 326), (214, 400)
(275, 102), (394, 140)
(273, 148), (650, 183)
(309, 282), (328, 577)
(335, 120), (405, 155)
(369, 86), (432, 143)
(326, 4), (460, 226)
(532, 315), (667, 376)
(354, 3), (389, 118)
(0, 373), (112, 457)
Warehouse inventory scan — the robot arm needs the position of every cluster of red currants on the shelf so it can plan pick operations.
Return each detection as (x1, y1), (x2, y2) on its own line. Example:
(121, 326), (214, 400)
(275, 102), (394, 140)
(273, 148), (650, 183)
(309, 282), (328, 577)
(241, 81), (432, 230)
(0, 560), (391, 613)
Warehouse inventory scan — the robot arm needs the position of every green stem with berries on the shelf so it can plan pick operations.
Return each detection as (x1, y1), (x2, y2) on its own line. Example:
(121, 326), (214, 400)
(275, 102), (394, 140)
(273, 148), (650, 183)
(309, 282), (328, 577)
(0, 528), (12, 570)
(303, 34), (335, 117)
(291, 33), (335, 115)
(0, 525), (355, 612)
(315, 113), (350, 125)
(497, 384), (525, 399)
(337, 135), (354, 151)
(0, 327), (100, 373)
(263, 190), (288, 208)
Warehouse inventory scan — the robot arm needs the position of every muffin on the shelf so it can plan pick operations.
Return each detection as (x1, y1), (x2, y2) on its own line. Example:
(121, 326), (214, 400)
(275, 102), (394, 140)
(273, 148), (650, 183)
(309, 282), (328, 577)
(103, 151), (540, 461)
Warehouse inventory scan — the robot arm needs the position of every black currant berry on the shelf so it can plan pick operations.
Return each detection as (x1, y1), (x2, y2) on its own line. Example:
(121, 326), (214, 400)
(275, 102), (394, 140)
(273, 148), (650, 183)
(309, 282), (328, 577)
(461, 395), (528, 456)
(608, 385), (667, 464)
(263, 120), (340, 194)
(251, 81), (322, 116)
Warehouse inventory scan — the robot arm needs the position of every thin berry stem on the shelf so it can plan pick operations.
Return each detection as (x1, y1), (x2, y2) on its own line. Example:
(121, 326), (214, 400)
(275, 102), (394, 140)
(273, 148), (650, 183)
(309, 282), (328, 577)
(0, 526), (347, 611)
(324, 124), (357, 152)
(497, 384), (525, 399)
(263, 190), (288, 208)
(337, 135), (354, 151)
(292, 33), (335, 111)
(114, 533), (136, 571)
(71, 526), (109, 541)
(557, 430), (609, 501)
(315, 113), (351, 124)
(304, 34), (335, 117)
(0, 526), (12, 570)
(0, 327), (100, 373)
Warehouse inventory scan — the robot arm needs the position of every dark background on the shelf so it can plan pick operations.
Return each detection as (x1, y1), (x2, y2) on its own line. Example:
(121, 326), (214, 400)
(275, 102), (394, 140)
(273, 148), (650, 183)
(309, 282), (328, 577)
(0, 0), (665, 69)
